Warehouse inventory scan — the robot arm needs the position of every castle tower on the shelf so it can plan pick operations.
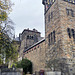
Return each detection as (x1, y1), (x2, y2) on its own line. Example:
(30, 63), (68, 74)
(18, 28), (43, 60)
(42, 0), (75, 74)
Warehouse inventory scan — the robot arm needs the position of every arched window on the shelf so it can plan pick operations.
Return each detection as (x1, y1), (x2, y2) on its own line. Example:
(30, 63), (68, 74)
(32, 36), (34, 39)
(30, 35), (32, 39)
(27, 35), (29, 39)
(67, 28), (71, 38)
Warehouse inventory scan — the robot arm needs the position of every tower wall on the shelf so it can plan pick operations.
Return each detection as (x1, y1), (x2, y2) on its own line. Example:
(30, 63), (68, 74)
(43, 0), (75, 74)
(18, 29), (42, 59)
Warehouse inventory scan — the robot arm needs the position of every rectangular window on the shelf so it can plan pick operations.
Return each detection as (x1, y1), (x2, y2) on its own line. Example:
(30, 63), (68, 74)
(51, 12), (53, 19)
(66, 8), (74, 17)
(48, 34), (50, 46)
(71, 29), (75, 39)
(73, 52), (75, 58)
(71, 9), (74, 17)
(67, 28), (71, 38)
(48, 14), (50, 22)
(53, 31), (55, 42)
(51, 32), (53, 44)
(66, 8), (69, 16)
(48, 30), (56, 45)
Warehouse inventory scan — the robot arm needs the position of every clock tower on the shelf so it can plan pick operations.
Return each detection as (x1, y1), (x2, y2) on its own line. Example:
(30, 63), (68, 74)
(42, 0), (75, 75)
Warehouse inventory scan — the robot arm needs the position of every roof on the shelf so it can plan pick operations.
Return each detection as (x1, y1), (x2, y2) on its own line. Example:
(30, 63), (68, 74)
(42, 0), (46, 5)
(23, 38), (45, 53)
(14, 37), (20, 41)
(22, 29), (41, 34)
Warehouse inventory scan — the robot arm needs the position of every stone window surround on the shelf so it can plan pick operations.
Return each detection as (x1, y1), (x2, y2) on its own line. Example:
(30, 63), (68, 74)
(48, 30), (56, 46)
(48, 12), (53, 23)
(66, 8), (75, 17)
(67, 28), (75, 39)
(27, 35), (34, 39)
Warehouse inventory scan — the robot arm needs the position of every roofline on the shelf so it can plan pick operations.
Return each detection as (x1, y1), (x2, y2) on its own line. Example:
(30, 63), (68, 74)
(23, 38), (45, 53)
(42, 0), (45, 5)
(22, 29), (41, 34)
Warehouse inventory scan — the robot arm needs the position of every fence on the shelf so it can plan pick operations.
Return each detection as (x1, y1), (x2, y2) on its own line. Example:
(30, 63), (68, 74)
(35, 71), (61, 75)
(0, 68), (23, 75)
(45, 71), (61, 75)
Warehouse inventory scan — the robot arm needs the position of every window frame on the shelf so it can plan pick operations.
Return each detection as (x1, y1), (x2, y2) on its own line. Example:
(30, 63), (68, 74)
(67, 28), (71, 38)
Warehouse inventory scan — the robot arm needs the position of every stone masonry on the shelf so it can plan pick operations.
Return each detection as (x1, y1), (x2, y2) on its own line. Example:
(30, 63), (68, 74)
(23, 39), (45, 73)
(18, 28), (43, 60)
(42, 0), (75, 75)
(18, 0), (75, 74)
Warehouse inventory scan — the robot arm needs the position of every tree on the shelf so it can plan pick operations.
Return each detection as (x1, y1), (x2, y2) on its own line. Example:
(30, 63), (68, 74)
(47, 58), (60, 71)
(0, 31), (18, 65)
(47, 58), (70, 75)
(16, 58), (32, 74)
(0, 0), (12, 22)
(0, 0), (16, 65)
(0, 0), (8, 21)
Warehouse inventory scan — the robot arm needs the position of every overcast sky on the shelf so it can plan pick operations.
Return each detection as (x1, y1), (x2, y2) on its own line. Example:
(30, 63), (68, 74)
(9, 0), (45, 37)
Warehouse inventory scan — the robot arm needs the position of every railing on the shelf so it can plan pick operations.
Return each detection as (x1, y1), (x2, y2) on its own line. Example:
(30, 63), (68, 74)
(0, 68), (23, 75)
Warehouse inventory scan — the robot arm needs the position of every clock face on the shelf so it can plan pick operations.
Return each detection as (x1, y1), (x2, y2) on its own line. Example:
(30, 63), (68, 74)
(64, 0), (75, 4)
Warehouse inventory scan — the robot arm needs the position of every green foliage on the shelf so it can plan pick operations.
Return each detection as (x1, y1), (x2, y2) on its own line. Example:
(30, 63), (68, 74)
(0, 32), (18, 65)
(16, 58), (32, 74)
(0, 1), (8, 21)
(0, 11), (7, 21)
(0, 0), (16, 66)
(47, 58), (60, 71)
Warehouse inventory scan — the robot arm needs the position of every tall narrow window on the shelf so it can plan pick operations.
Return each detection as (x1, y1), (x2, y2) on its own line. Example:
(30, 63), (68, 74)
(53, 31), (55, 42)
(51, 12), (53, 19)
(51, 32), (53, 43)
(48, 34), (50, 46)
(66, 8), (74, 17)
(27, 35), (29, 39)
(67, 28), (71, 38)
(73, 52), (75, 58)
(71, 9), (74, 17)
(66, 9), (69, 16)
(48, 14), (50, 22)
(71, 29), (75, 39)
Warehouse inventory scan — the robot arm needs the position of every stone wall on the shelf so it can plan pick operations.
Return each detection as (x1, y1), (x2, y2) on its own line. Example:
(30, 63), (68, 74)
(19, 29), (42, 59)
(58, 0), (75, 58)
(23, 39), (45, 73)
(45, 0), (63, 64)
(43, 0), (75, 74)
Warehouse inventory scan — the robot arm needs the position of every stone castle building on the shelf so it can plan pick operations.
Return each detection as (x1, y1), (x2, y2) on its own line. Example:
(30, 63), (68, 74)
(23, 38), (45, 73)
(42, 0), (75, 75)
(18, 0), (75, 75)
(18, 28), (44, 60)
